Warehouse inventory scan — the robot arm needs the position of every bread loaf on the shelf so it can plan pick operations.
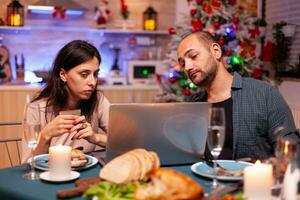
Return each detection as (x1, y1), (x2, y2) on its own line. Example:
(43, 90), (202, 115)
(99, 148), (160, 184)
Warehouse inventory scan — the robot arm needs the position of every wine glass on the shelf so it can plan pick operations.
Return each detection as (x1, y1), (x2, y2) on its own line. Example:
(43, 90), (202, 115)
(23, 103), (41, 180)
(207, 107), (226, 189)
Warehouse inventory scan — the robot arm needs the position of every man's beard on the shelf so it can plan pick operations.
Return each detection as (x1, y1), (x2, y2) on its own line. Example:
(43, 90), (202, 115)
(192, 59), (218, 88)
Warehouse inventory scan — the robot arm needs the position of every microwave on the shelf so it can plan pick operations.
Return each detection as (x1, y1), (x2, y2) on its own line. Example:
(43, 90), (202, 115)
(128, 60), (165, 85)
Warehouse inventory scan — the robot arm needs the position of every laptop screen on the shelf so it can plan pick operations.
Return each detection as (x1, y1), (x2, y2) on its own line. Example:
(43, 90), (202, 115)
(106, 102), (211, 166)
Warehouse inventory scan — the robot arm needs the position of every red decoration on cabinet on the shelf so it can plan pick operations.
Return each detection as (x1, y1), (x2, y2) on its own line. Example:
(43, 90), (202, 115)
(168, 27), (177, 35)
(52, 5), (66, 19)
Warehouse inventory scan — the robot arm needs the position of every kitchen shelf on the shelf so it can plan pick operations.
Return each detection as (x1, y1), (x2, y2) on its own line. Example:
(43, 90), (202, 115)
(0, 26), (31, 34)
(0, 25), (169, 35)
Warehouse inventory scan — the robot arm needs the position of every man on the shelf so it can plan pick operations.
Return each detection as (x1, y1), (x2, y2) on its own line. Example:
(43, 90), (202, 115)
(177, 31), (298, 160)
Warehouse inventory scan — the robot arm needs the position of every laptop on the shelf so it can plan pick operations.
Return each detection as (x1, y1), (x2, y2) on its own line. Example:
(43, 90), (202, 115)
(105, 102), (211, 166)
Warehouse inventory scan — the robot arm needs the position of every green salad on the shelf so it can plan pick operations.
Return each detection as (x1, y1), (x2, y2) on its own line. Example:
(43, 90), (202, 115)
(83, 181), (136, 200)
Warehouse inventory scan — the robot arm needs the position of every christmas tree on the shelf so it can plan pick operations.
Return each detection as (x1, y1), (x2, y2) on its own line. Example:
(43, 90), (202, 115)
(158, 0), (266, 102)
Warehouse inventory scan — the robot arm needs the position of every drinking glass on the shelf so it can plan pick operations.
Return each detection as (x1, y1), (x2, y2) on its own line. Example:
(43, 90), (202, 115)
(207, 107), (226, 188)
(23, 103), (41, 180)
(274, 136), (297, 185)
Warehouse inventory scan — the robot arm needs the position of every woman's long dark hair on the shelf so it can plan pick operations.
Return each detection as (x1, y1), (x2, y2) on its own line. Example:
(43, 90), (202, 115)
(33, 40), (101, 122)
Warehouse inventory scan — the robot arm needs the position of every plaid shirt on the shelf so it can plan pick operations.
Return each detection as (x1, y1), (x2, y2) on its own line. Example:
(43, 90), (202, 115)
(188, 73), (298, 159)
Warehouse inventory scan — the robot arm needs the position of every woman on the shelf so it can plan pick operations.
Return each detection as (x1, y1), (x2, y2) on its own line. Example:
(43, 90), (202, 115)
(22, 40), (110, 163)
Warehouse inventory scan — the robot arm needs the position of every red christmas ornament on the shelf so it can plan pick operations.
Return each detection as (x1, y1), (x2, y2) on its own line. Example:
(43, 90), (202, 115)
(232, 24), (238, 30)
(252, 67), (262, 79)
(228, 0), (237, 5)
(225, 50), (231, 56)
(203, 0), (222, 14)
(202, 2), (212, 14)
(122, 4), (128, 11)
(218, 38), (225, 46)
(190, 9), (197, 16)
(233, 17), (239, 24)
(120, 0), (129, 19)
(240, 41), (256, 57)
(168, 27), (177, 35)
(191, 19), (203, 31)
(156, 74), (162, 84)
(213, 21), (220, 29)
(169, 77), (177, 84)
(184, 88), (191, 96)
(129, 36), (137, 45)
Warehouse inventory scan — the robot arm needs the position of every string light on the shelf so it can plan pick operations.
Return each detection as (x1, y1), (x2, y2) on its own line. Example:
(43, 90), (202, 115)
(226, 57), (232, 64)
(168, 72), (174, 78)
(231, 55), (243, 65)
(189, 82), (195, 89)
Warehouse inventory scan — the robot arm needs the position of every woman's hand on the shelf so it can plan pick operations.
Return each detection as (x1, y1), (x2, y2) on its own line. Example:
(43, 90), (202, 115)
(41, 115), (78, 141)
(70, 116), (106, 145)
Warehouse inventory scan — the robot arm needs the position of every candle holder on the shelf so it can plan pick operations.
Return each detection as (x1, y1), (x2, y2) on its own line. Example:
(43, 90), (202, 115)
(6, 0), (24, 27)
(275, 136), (297, 184)
(143, 6), (157, 31)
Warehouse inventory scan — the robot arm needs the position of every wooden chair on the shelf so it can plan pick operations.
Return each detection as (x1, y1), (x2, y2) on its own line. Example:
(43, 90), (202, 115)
(0, 121), (22, 168)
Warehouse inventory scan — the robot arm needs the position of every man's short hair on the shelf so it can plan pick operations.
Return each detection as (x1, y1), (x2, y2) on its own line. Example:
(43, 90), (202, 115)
(180, 31), (217, 51)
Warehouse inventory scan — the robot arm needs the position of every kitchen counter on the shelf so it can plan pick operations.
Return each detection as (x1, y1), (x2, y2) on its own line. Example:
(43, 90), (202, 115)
(0, 82), (160, 91)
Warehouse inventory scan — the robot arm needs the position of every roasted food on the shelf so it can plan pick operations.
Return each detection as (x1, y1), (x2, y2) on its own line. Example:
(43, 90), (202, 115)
(135, 168), (204, 200)
(84, 168), (204, 200)
(71, 149), (88, 167)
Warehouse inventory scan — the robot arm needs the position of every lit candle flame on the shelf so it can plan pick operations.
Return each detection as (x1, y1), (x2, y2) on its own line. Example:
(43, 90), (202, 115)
(255, 160), (261, 165)
(284, 141), (289, 155)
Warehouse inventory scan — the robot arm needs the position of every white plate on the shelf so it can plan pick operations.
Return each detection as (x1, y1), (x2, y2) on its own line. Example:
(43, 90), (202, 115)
(33, 154), (98, 171)
(40, 171), (80, 182)
(191, 160), (253, 181)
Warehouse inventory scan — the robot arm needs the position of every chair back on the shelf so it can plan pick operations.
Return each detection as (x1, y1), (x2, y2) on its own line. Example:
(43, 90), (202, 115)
(0, 122), (22, 168)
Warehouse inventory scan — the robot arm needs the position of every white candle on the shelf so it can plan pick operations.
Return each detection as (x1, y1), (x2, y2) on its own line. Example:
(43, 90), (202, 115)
(49, 145), (72, 179)
(244, 160), (273, 200)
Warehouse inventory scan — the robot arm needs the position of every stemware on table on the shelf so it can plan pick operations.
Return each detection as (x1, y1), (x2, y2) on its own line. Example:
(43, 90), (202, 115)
(206, 107), (226, 189)
(23, 103), (41, 180)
